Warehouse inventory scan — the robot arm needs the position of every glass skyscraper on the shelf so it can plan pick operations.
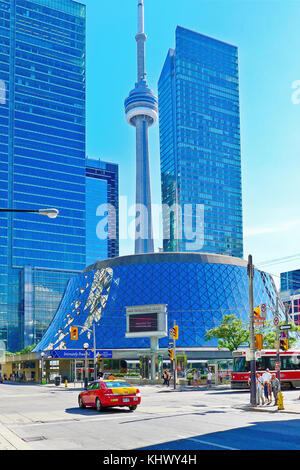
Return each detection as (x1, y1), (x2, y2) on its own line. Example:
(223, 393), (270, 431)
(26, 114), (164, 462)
(86, 158), (119, 267)
(0, 0), (87, 351)
(280, 269), (300, 294)
(158, 26), (243, 257)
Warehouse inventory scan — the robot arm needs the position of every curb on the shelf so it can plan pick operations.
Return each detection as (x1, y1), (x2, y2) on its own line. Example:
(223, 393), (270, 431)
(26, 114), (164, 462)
(239, 405), (300, 415)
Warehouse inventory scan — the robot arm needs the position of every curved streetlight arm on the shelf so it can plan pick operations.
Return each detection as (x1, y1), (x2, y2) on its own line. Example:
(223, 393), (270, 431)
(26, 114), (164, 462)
(0, 208), (59, 218)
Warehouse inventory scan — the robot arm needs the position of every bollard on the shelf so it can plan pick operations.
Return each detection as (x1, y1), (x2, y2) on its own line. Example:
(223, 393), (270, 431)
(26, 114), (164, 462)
(277, 391), (284, 410)
(65, 379), (68, 388)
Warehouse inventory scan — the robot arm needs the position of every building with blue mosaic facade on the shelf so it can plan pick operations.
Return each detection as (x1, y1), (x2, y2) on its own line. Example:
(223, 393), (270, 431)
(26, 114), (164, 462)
(34, 253), (284, 357)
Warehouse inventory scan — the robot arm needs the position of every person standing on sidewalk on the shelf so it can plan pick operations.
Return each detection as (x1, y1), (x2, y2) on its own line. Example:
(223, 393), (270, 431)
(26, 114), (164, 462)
(271, 374), (280, 406)
(262, 368), (272, 405)
(207, 369), (212, 388)
(256, 372), (265, 405)
(193, 370), (198, 387)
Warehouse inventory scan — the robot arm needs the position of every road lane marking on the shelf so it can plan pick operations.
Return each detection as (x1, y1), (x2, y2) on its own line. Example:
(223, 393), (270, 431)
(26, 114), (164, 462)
(178, 435), (238, 450)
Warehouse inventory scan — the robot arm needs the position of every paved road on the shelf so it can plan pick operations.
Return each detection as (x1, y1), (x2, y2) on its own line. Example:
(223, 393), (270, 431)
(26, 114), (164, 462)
(0, 382), (300, 451)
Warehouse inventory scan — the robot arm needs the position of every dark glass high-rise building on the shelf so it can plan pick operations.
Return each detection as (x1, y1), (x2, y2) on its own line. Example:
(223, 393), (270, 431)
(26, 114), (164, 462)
(0, 0), (87, 351)
(158, 27), (243, 257)
(86, 158), (119, 267)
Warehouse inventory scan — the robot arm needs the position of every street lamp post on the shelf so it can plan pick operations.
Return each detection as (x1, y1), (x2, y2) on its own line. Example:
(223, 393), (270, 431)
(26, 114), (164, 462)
(41, 352), (45, 384)
(83, 343), (89, 390)
(71, 324), (97, 381)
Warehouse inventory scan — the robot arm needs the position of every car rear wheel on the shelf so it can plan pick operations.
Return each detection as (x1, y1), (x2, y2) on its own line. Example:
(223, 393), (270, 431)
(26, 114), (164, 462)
(78, 396), (85, 409)
(129, 405), (137, 411)
(96, 397), (104, 412)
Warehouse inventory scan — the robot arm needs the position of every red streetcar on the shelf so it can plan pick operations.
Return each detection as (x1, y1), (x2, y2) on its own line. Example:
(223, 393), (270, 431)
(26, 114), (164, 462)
(231, 349), (300, 390)
(78, 379), (141, 412)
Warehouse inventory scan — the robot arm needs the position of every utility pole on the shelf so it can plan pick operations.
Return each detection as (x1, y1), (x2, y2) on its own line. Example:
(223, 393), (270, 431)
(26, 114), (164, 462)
(247, 254), (256, 406)
(173, 321), (177, 390)
(275, 298), (281, 387)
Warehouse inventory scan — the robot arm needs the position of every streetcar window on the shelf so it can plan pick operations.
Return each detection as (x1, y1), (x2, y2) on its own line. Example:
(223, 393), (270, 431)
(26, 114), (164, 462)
(256, 357), (264, 371)
(268, 357), (277, 371)
(233, 357), (246, 372)
(281, 356), (300, 370)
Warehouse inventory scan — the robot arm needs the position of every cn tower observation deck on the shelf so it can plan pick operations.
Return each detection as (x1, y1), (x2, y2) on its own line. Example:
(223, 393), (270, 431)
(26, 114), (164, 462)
(124, 0), (158, 254)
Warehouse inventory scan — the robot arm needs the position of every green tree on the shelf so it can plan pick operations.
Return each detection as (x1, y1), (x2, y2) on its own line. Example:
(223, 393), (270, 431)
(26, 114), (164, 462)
(260, 322), (300, 349)
(5, 344), (36, 356)
(205, 314), (249, 352)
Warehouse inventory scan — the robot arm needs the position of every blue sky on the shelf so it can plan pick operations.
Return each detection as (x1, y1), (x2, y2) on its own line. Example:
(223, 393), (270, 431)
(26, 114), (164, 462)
(79, 0), (300, 287)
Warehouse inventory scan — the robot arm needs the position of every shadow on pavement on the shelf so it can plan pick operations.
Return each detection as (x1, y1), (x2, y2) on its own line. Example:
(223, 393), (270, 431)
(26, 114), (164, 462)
(136, 418), (300, 450)
(65, 407), (134, 416)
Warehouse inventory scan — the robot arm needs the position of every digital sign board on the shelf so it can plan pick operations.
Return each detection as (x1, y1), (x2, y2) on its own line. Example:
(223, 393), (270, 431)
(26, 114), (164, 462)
(125, 304), (167, 338)
(129, 313), (158, 333)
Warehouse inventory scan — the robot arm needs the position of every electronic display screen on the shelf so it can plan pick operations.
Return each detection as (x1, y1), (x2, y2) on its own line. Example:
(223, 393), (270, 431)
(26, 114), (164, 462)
(129, 313), (158, 333)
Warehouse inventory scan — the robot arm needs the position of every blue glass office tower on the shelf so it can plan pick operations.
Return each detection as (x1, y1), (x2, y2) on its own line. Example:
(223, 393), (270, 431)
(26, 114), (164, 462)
(86, 158), (119, 267)
(0, 0), (86, 351)
(158, 27), (243, 257)
(280, 269), (300, 294)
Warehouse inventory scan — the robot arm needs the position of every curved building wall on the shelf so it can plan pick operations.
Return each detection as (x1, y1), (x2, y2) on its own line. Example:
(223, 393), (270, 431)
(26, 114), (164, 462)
(34, 253), (283, 351)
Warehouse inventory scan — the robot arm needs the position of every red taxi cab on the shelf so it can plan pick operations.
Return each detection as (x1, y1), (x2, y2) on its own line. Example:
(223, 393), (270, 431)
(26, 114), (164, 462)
(78, 379), (141, 412)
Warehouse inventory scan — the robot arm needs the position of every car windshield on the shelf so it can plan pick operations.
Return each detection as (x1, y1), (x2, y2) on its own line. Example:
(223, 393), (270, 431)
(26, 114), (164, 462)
(104, 381), (132, 388)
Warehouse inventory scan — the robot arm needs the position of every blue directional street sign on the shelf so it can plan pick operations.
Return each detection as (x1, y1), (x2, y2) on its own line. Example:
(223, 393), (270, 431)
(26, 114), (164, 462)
(50, 350), (113, 359)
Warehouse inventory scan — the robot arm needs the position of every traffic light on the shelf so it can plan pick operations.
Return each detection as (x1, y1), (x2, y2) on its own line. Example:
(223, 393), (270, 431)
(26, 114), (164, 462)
(255, 334), (263, 350)
(168, 347), (174, 361)
(70, 326), (78, 340)
(254, 306), (261, 319)
(173, 325), (179, 340)
(280, 338), (288, 351)
(97, 354), (102, 363)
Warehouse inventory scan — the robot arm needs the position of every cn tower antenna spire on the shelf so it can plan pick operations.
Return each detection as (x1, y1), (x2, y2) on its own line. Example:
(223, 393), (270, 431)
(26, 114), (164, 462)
(136, 0), (146, 83)
(138, 0), (144, 34)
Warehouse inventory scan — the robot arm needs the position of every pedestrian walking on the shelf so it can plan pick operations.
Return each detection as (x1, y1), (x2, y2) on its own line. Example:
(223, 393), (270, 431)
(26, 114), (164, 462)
(207, 369), (212, 388)
(162, 369), (168, 386)
(166, 369), (170, 386)
(271, 374), (280, 405)
(163, 369), (170, 386)
(256, 372), (265, 405)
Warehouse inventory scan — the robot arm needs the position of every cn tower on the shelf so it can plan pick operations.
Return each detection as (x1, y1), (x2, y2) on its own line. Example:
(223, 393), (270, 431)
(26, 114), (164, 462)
(124, 0), (158, 254)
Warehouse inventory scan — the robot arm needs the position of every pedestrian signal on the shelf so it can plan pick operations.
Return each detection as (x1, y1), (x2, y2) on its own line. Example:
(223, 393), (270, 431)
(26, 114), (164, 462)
(70, 326), (78, 340)
(168, 347), (174, 361)
(255, 334), (263, 350)
(173, 325), (179, 340)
